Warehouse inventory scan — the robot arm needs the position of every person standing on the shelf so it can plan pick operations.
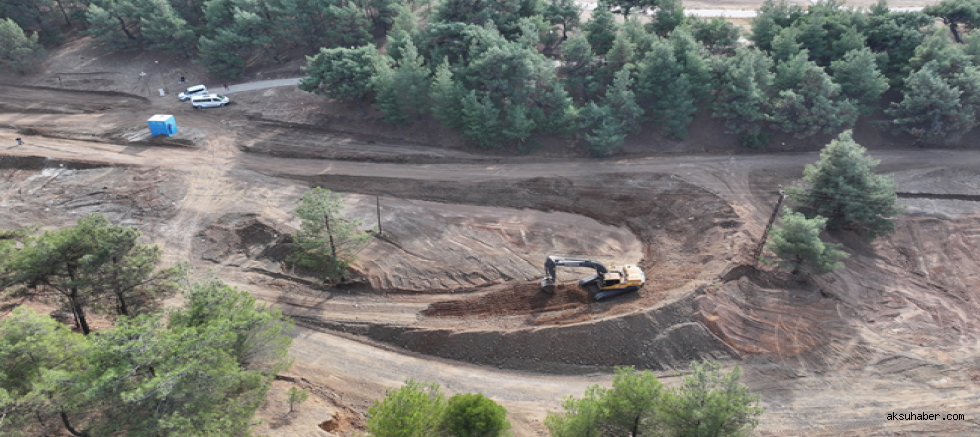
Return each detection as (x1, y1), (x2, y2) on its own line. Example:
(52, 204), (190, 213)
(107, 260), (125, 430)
(223, 83), (229, 91)
(15, 137), (23, 145)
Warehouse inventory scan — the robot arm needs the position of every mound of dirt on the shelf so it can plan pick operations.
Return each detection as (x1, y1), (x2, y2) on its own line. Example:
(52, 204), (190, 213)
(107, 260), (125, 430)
(196, 213), (294, 265)
(422, 283), (593, 318)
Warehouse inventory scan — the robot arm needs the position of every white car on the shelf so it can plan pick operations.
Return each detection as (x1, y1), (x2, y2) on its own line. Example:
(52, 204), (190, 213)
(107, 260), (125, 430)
(191, 93), (230, 108)
(178, 85), (208, 101)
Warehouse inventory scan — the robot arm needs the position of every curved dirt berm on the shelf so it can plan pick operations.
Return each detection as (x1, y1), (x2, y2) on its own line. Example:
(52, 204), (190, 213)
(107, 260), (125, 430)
(316, 291), (739, 373)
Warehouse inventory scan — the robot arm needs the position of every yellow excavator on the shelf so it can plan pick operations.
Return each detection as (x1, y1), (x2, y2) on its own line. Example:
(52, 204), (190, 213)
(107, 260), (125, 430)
(540, 255), (645, 301)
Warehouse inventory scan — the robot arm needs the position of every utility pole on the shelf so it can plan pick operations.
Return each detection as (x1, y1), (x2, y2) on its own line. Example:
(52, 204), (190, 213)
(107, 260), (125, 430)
(324, 214), (337, 259)
(754, 188), (785, 265)
(376, 195), (382, 236)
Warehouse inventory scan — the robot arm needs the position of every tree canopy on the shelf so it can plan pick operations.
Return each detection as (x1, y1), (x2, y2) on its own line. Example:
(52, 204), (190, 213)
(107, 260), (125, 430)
(290, 187), (371, 279)
(547, 364), (762, 437)
(766, 209), (849, 274)
(788, 130), (901, 238)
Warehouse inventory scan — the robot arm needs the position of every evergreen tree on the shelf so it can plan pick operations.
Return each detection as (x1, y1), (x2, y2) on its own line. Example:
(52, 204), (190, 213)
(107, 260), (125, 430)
(299, 45), (382, 115)
(0, 307), (88, 435)
(140, 0), (197, 55)
(532, 78), (578, 136)
(712, 47), (776, 147)
(287, 387), (309, 414)
(0, 18), (45, 74)
(670, 26), (712, 102)
(788, 130), (901, 237)
(605, 31), (636, 76)
(581, 103), (626, 156)
(603, 67), (644, 135)
(770, 26), (802, 63)
(750, 0), (804, 52)
(766, 209), (848, 275)
(461, 90), (503, 148)
(771, 51), (858, 138)
(621, 17), (655, 61)
(374, 39), (431, 126)
(3, 215), (184, 335)
(367, 380), (447, 437)
(923, 0), (980, 43)
(648, 0), (684, 37)
(85, 0), (142, 51)
(863, 7), (931, 85)
(660, 362), (764, 437)
(584, 6), (618, 55)
(689, 16), (741, 54)
(545, 0), (580, 41)
(429, 59), (466, 129)
(502, 102), (537, 149)
(443, 394), (511, 437)
(561, 33), (597, 101)
(886, 61), (976, 142)
(830, 47), (890, 115)
(636, 38), (697, 139)
(289, 187), (371, 278)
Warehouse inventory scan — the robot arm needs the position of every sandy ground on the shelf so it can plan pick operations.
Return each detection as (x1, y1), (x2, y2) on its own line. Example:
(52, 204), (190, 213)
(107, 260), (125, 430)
(2, 31), (980, 437)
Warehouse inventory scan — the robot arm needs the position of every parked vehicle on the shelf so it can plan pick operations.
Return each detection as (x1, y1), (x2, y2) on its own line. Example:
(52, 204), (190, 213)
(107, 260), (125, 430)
(178, 85), (208, 101)
(191, 93), (230, 108)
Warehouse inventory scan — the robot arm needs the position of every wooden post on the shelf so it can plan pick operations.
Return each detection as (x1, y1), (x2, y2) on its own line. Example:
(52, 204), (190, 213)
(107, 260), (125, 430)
(755, 189), (785, 264)
(324, 214), (337, 259)
(376, 195), (382, 236)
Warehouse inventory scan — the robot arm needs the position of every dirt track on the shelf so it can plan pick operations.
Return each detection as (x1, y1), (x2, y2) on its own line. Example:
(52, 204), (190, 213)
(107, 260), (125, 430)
(2, 50), (980, 437)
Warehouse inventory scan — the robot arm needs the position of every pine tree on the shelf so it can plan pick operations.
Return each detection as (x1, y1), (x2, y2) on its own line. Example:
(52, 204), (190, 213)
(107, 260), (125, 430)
(502, 102), (537, 149)
(765, 209), (849, 275)
(290, 188), (371, 278)
(830, 47), (890, 115)
(374, 39), (430, 126)
(429, 59), (466, 129)
(0, 18), (45, 74)
(750, 0), (803, 52)
(788, 130), (901, 237)
(581, 103), (626, 156)
(461, 90), (503, 148)
(670, 26), (712, 102)
(603, 67), (644, 135)
(771, 51), (858, 138)
(886, 61), (976, 142)
(770, 26), (801, 63)
(712, 47), (776, 147)
(367, 380), (447, 437)
(689, 16), (741, 54)
(660, 362), (764, 437)
(584, 6), (618, 55)
(140, 0), (197, 55)
(648, 0), (685, 37)
(636, 38), (697, 139)
(299, 45), (382, 115)
(561, 33), (597, 101)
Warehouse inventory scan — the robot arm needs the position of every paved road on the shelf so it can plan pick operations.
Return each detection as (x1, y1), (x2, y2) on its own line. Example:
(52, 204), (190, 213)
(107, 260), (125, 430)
(221, 77), (302, 95)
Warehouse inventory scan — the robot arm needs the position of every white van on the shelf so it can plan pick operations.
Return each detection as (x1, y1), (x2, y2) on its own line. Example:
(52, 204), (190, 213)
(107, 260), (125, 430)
(178, 85), (208, 101)
(191, 93), (230, 108)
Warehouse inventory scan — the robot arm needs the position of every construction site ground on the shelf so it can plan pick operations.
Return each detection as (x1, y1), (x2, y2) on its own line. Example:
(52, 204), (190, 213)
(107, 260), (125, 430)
(1, 27), (979, 436)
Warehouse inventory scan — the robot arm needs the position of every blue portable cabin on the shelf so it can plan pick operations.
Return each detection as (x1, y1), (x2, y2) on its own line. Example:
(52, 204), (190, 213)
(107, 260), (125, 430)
(147, 114), (178, 137)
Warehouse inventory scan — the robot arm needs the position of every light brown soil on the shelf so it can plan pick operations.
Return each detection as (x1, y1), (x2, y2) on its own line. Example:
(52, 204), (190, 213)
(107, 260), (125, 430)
(2, 34), (980, 437)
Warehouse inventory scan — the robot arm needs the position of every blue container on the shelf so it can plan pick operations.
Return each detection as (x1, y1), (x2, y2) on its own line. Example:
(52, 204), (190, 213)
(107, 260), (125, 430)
(147, 114), (178, 137)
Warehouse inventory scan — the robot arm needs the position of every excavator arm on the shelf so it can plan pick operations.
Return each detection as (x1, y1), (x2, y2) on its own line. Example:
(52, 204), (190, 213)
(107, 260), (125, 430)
(541, 256), (608, 291)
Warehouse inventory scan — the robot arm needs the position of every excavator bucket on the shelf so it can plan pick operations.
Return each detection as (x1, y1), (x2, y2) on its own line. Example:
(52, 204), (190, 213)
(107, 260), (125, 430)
(540, 277), (556, 293)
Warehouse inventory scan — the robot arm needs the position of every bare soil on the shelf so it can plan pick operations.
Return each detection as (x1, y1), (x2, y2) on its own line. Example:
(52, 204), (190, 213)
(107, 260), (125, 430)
(1, 33), (980, 437)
